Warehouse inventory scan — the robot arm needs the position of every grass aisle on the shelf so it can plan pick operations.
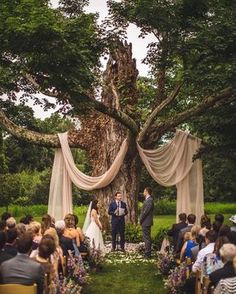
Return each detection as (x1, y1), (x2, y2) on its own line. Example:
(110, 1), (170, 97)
(82, 253), (165, 294)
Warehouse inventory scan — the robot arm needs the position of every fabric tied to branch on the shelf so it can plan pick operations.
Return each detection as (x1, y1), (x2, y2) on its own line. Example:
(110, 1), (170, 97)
(48, 130), (204, 223)
(137, 130), (204, 223)
(48, 132), (128, 220)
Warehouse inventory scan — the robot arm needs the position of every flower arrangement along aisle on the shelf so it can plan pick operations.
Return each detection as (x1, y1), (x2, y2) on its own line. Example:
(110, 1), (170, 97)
(156, 251), (176, 275)
(86, 239), (105, 271)
(164, 261), (190, 294)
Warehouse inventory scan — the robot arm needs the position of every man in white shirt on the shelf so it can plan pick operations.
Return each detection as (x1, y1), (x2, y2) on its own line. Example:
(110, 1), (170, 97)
(192, 230), (218, 272)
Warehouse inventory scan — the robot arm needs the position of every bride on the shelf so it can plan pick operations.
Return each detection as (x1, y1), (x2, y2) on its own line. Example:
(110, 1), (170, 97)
(83, 200), (105, 251)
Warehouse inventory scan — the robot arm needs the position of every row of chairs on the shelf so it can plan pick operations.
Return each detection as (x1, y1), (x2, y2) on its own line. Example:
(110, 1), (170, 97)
(195, 270), (215, 294)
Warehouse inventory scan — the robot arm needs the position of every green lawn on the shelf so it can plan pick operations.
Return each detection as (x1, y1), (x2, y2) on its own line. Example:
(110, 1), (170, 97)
(82, 262), (165, 294)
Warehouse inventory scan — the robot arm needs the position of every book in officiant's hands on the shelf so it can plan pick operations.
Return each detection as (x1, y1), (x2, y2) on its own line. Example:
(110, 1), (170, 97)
(115, 207), (125, 216)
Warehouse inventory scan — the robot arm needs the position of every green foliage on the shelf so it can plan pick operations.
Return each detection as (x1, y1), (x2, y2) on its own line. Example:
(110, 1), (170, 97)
(0, 0), (102, 99)
(152, 227), (170, 250)
(0, 204), (47, 217)
(125, 223), (143, 243)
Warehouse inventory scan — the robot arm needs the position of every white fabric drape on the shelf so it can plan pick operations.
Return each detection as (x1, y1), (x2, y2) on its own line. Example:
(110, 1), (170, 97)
(48, 130), (204, 223)
(137, 130), (204, 223)
(48, 132), (128, 220)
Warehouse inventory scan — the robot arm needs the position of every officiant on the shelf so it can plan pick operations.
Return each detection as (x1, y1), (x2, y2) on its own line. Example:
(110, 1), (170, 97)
(108, 191), (128, 252)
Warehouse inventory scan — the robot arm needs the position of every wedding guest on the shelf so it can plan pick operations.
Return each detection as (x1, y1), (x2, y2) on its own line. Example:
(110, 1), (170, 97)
(176, 214), (196, 254)
(198, 215), (211, 249)
(108, 191), (128, 252)
(4, 228), (18, 257)
(167, 213), (187, 252)
(63, 214), (80, 247)
(180, 225), (199, 262)
(215, 214), (224, 225)
(192, 230), (218, 273)
(15, 222), (26, 238)
(209, 243), (236, 288)
(73, 214), (88, 253)
(28, 221), (42, 250)
(55, 220), (74, 256)
(6, 217), (16, 229)
(41, 214), (59, 247)
(229, 215), (236, 232)
(1, 212), (11, 222)
(32, 236), (58, 294)
(0, 221), (6, 232)
(202, 236), (229, 276)
(214, 255), (236, 294)
(0, 232), (44, 294)
(139, 187), (154, 258)
(0, 231), (12, 264)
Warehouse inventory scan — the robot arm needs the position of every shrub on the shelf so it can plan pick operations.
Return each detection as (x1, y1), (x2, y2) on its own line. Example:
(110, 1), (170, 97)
(125, 224), (143, 243)
(152, 227), (170, 250)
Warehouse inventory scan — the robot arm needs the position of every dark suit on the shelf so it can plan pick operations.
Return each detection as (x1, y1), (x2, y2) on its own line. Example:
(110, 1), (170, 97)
(0, 254), (44, 294)
(140, 196), (154, 257)
(209, 261), (235, 287)
(108, 200), (128, 250)
(0, 250), (12, 265)
(167, 221), (187, 252)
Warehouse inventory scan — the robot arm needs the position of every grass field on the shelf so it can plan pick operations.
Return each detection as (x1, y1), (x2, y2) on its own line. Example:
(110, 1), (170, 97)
(82, 262), (165, 294)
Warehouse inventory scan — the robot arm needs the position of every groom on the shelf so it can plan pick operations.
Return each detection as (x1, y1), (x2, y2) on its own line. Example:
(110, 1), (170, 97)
(108, 191), (128, 251)
(140, 187), (154, 258)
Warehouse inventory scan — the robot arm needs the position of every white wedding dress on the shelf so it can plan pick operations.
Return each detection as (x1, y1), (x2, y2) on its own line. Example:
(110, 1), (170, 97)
(85, 214), (105, 251)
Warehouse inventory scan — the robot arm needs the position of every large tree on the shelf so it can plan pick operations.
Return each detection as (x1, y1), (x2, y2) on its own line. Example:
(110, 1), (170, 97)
(0, 0), (235, 226)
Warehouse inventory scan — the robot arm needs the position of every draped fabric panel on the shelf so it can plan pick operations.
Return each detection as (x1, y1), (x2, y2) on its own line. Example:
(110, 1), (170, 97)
(48, 130), (204, 223)
(48, 132), (128, 220)
(137, 130), (204, 223)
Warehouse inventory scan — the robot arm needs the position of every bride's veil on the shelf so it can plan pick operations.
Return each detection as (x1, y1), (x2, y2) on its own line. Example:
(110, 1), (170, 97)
(82, 201), (92, 233)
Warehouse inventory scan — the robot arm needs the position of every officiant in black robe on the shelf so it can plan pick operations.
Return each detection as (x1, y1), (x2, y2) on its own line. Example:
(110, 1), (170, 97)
(108, 191), (128, 251)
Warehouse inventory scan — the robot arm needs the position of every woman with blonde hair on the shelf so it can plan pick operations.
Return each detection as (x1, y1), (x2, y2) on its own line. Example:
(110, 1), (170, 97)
(28, 221), (42, 250)
(180, 225), (200, 262)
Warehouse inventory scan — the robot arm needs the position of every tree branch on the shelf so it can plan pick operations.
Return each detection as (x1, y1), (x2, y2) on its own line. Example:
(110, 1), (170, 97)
(137, 82), (183, 143)
(0, 108), (84, 148)
(24, 74), (139, 135)
(148, 87), (236, 143)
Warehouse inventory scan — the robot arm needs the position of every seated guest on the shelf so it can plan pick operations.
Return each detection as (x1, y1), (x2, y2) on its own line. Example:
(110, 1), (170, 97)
(28, 221), (42, 250)
(213, 221), (223, 235)
(176, 214), (196, 254)
(192, 230), (218, 273)
(1, 212), (11, 222)
(41, 214), (59, 247)
(209, 243), (236, 288)
(214, 255), (236, 294)
(202, 236), (229, 275)
(199, 215), (211, 249)
(215, 214), (224, 225)
(218, 224), (231, 238)
(73, 214), (88, 253)
(21, 215), (34, 225)
(32, 236), (58, 294)
(0, 232), (44, 294)
(6, 217), (16, 229)
(63, 214), (80, 247)
(15, 222), (26, 238)
(0, 231), (12, 264)
(168, 213), (187, 253)
(4, 228), (18, 256)
(55, 220), (74, 256)
(180, 226), (199, 262)
(229, 215), (236, 232)
(0, 221), (6, 232)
